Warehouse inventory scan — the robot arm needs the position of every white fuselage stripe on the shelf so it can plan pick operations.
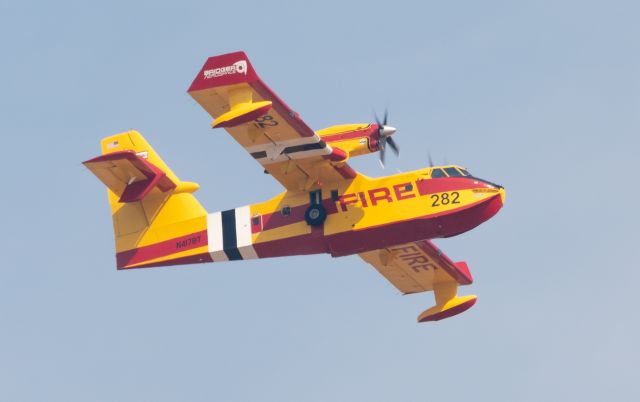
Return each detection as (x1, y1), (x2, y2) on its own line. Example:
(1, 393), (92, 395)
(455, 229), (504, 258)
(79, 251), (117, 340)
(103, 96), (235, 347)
(207, 212), (228, 262)
(207, 208), (258, 262)
(235, 206), (258, 260)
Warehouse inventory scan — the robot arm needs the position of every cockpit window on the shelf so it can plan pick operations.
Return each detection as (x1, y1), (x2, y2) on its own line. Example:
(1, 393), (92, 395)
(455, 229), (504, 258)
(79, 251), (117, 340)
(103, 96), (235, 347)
(444, 167), (463, 177)
(458, 168), (471, 176)
(431, 168), (446, 178)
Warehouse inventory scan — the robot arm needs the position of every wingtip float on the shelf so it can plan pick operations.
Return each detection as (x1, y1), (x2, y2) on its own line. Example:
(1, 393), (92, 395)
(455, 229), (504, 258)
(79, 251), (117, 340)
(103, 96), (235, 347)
(84, 51), (505, 324)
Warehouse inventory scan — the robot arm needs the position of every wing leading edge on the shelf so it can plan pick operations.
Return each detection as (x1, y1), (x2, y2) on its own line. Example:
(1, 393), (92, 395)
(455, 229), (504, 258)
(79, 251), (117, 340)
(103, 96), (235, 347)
(188, 51), (357, 191)
(359, 240), (477, 322)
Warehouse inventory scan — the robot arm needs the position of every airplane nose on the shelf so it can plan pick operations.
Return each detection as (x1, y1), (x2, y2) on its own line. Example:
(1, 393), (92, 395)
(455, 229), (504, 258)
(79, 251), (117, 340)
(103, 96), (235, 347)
(471, 177), (505, 205)
(380, 125), (396, 136)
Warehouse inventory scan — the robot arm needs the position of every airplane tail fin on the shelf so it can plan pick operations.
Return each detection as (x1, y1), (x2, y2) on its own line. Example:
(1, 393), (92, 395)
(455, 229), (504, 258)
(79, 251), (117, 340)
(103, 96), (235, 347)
(83, 130), (211, 269)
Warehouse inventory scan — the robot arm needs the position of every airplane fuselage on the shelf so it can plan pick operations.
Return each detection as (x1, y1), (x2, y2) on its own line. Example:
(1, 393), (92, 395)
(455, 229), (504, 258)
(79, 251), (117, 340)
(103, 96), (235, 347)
(247, 167), (505, 258)
(115, 165), (504, 269)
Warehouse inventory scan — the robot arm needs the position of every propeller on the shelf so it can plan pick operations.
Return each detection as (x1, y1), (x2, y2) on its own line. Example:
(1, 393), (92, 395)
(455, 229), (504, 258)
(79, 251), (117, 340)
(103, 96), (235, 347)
(374, 109), (399, 167)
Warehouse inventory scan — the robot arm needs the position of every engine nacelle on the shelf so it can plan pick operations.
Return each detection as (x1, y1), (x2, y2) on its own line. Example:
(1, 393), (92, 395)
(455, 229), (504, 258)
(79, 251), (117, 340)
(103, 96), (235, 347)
(317, 124), (383, 160)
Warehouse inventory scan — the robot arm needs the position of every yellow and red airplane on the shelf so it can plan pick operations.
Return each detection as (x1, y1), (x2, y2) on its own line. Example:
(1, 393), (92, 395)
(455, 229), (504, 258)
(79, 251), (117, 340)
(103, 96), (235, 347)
(84, 51), (505, 323)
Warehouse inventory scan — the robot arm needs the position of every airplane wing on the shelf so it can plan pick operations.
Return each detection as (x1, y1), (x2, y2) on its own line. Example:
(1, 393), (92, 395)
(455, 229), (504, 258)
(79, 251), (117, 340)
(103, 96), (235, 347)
(188, 51), (357, 191)
(359, 240), (478, 322)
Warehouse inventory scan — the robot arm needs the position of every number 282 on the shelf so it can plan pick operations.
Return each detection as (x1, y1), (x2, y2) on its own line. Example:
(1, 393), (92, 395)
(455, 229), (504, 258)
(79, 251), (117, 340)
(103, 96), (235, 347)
(430, 191), (460, 207)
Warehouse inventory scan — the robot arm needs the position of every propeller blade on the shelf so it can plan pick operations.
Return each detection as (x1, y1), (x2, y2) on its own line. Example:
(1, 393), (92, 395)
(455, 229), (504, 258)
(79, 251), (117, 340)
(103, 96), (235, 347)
(373, 110), (382, 128)
(387, 136), (399, 156)
(383, 108), (388, 126)
(428, 152), (434, 167)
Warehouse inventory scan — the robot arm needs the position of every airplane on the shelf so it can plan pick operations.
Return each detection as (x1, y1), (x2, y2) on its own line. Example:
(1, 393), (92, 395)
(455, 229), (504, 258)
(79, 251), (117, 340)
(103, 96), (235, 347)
(83, 51), (505, 323)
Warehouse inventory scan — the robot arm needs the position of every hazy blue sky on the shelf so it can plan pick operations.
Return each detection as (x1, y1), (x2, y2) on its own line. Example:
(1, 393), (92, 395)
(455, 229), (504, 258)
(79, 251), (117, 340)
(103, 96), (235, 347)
(1, 1), (638, 401)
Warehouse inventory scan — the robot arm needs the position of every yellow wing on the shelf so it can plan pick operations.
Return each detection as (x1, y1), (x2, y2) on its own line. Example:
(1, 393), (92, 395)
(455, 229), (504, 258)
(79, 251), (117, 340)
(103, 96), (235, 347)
(188, 51), (357, 191)
(359, 240), (478, 322)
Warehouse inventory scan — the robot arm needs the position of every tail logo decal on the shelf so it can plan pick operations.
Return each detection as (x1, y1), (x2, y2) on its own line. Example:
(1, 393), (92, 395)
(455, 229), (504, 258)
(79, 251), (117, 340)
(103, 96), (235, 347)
(204, 60), (247, 79)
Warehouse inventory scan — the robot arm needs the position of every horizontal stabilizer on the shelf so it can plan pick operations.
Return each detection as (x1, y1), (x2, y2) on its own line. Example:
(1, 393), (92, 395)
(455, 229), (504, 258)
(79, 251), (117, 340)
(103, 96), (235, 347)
(83, 150), (176, 203)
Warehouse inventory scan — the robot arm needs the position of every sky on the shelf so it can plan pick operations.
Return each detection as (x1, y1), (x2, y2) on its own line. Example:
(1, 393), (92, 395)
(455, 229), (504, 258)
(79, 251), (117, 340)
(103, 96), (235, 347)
(1, 0), (639, 401)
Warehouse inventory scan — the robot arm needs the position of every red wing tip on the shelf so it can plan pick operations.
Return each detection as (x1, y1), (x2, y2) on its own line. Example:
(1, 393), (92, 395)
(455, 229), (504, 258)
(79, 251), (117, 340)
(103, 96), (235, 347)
(187, 51), (257, 93)
(454, 261), (474, 285)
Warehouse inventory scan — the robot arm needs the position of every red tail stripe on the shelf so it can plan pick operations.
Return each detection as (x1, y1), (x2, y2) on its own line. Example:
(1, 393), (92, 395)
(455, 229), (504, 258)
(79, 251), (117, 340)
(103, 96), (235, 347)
(119, 252), (213, 270)
(116, 230), (208, 268)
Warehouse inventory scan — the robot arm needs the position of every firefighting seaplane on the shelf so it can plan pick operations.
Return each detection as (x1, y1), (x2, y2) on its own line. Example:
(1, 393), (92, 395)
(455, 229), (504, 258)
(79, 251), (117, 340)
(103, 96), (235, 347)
(84, 51), (505, 323)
